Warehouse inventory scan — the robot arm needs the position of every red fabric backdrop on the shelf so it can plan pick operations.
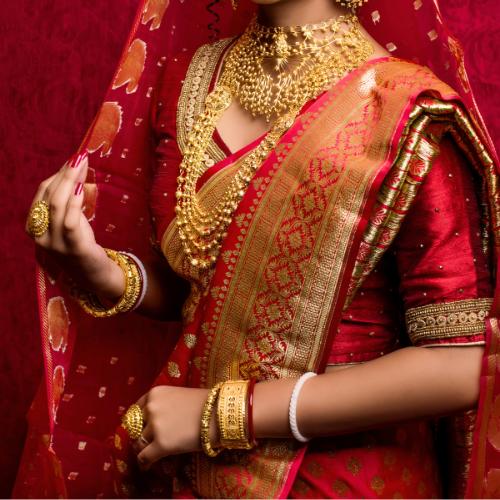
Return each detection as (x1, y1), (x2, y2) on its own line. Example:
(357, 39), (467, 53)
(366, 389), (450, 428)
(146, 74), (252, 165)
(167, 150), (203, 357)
(1, 0), (498, 496)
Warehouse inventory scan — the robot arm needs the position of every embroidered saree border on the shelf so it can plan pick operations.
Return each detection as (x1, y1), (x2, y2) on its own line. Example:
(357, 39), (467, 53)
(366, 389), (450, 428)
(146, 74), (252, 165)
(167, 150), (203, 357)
(164, 56), (498, 498)
(192, 61), (464, 498)
(176, 39), (231, 165)
(348, 97), (497, 306)
(405, 298), (493, 344)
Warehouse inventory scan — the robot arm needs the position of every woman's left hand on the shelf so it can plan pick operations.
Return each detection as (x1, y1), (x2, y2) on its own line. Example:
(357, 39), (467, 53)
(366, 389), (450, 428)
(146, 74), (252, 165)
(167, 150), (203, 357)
(133, 385), (214, 469)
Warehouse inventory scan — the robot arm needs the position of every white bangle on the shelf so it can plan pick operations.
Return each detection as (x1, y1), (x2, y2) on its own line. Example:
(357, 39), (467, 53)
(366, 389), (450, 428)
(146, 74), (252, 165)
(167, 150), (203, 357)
(121, 252), (148, 311)
(288, 372), (317, 443)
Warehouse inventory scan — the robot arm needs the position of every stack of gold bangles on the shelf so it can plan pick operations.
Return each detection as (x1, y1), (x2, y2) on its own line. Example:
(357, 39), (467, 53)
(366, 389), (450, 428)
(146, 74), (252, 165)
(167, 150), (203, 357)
(121, 379), (258, 456)
(201, 378), (257, 456)
(77, 249), (145, 317)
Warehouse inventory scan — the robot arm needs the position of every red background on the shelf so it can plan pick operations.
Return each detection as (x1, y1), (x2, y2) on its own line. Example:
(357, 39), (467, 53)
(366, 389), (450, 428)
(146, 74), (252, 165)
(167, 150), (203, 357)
(1, 1), (499, 496)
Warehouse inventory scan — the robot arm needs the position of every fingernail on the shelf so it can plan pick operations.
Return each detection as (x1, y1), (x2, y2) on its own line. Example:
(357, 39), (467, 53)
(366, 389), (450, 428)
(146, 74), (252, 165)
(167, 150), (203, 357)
(75, 182), (84, 195)
(70, 150), (88, 168)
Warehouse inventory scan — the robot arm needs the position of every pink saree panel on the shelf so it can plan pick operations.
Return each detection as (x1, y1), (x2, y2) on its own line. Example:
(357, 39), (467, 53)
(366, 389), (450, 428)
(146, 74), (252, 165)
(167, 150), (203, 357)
(13, 0), (500, 498)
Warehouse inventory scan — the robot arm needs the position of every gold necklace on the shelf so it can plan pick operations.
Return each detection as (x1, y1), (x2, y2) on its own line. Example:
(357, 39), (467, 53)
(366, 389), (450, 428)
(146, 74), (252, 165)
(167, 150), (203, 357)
(176, 15), (373, 270)
(222, 14), (373, 122)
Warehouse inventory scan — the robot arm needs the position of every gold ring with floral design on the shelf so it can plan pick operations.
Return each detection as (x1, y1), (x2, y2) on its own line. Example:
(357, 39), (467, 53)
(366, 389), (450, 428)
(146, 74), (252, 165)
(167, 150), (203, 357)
(122, 403), (144, 440)
(27, 200), (50, 238)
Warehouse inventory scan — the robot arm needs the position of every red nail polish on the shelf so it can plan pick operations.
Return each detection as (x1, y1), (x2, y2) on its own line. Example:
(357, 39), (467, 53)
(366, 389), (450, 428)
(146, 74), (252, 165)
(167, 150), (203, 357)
(70, 150), (88, 168)
(75, 182), (84, 195)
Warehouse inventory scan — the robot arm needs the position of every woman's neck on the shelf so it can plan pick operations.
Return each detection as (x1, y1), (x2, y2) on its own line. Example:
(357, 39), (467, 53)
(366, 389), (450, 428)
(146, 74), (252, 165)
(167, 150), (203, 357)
(257, 0), (347, 27)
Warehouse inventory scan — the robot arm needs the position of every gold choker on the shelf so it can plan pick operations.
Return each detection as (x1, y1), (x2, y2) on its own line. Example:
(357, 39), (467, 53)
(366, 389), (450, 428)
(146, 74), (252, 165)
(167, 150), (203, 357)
(221, 14), (373, 122)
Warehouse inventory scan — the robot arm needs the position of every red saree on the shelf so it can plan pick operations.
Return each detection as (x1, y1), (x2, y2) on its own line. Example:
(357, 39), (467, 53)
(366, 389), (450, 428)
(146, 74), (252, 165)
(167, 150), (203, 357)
(13, 0), (500, 498)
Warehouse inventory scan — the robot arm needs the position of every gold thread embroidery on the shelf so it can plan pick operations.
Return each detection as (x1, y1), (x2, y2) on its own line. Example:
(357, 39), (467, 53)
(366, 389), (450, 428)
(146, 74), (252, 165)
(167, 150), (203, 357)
(159, 60), (498, 499)
(176, 39), (232, 166)
(405, 298), (492, 344)
(347, 95), (497, 307)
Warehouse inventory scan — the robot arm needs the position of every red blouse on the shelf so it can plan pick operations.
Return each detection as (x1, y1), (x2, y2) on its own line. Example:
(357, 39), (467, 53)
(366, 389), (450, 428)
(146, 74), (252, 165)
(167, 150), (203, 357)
(149, 50), (493, 366)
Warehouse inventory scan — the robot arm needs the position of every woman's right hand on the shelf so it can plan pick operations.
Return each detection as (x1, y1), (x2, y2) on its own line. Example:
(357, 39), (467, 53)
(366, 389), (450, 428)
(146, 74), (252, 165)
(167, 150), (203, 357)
(27, 153), (125, 299)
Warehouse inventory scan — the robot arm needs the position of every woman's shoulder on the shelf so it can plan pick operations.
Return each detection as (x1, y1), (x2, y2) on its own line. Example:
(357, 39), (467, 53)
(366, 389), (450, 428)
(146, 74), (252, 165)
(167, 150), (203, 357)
(361, 57), (458, 99)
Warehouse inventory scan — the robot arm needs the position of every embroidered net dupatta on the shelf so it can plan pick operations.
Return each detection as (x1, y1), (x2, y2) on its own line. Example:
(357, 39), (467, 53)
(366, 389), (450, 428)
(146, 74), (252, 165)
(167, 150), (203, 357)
(16, 0), (500, 498)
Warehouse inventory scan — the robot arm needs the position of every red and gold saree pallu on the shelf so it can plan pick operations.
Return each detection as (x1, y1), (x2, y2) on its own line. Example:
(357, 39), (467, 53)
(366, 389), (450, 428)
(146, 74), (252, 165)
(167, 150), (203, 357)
(132, 56), (497, 498)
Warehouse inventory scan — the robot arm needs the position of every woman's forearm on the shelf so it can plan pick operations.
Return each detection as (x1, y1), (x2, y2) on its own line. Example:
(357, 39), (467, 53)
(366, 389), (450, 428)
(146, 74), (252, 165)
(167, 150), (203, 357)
(252, 345), (483, 440)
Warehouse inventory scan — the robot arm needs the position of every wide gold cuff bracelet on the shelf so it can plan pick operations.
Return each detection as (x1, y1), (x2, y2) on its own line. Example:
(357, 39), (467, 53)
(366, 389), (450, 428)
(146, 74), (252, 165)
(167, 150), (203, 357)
(217, 379), (255, 450)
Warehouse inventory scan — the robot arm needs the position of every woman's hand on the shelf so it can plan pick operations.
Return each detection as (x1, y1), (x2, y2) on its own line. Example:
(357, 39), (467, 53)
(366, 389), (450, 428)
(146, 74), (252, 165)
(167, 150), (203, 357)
(134, 385), (214, 469)
(26, 153), (124, 299)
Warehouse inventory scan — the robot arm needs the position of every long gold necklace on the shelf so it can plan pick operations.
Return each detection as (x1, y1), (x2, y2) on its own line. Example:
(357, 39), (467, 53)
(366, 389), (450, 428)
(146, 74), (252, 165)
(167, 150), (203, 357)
(176, 15), (373, 270)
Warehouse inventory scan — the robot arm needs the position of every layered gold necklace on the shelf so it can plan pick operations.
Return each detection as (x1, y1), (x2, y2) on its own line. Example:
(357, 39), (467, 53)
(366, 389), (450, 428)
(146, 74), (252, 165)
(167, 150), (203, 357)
(176, 15), (373, 270)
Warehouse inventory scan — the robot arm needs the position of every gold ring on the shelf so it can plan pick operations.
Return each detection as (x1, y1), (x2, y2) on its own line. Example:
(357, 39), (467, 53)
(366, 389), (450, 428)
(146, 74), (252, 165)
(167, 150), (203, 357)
(122, 404), (144, 440)
(27, 200), (50, 238)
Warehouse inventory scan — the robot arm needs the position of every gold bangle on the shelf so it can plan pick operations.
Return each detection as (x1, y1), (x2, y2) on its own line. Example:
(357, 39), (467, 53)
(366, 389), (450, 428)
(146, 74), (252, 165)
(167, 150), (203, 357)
(200, 382), (223, 458)
(77, 249), (143, 318)
(217, 380), (254, 450)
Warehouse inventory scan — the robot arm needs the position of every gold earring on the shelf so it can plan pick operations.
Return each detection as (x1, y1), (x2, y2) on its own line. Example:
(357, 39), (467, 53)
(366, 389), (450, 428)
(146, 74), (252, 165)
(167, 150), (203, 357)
(336, 0), (369, 10)
(231, 0), (239, 11)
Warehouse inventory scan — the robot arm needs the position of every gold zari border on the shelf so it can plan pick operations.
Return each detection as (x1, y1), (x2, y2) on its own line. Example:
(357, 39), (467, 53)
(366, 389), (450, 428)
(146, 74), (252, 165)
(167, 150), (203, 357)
(348, 97), (498, 306)
(405, 298), (493, 344)
(176, 39), (232, 165)
(163, 57), (499, 498)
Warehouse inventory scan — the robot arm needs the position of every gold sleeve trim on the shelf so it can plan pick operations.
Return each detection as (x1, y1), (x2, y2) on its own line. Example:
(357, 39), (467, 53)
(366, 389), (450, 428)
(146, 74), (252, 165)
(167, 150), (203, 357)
(176, 38), (233, 165)
(405, 298), (493, 344)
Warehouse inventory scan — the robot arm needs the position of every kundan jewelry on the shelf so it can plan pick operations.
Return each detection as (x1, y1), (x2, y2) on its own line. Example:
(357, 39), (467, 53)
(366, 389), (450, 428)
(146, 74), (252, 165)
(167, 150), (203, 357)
(175, 14), (373, 270)
(27, 200), (50, 238)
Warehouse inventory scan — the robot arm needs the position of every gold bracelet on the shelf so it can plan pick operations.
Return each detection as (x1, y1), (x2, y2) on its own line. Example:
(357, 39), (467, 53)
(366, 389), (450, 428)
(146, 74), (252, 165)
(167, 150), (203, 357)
(217, 379), (255, 450)
(77, 249), (143, 318)
(200, 382), (224, 458)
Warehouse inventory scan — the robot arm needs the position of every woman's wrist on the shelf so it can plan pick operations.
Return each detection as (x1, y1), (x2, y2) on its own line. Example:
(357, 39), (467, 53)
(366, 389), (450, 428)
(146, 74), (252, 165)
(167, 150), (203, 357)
(252, 378), (297, 440)
(75, 245), (126, 300)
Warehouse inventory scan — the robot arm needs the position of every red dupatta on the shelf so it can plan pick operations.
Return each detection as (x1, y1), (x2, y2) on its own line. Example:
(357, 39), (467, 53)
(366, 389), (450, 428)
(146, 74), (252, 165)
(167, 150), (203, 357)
(13, 0), (500, 498)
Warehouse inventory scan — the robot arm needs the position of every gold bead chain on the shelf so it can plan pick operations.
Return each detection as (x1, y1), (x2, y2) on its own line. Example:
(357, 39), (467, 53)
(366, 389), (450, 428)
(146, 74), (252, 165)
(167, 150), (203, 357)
(175, 15), (373, 270)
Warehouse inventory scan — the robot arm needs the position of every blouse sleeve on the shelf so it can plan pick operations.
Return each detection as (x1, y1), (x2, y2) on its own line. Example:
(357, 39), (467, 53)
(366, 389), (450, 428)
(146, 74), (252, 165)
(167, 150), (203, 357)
(394, 137), (493, 347)
(149, 52), (191, 245)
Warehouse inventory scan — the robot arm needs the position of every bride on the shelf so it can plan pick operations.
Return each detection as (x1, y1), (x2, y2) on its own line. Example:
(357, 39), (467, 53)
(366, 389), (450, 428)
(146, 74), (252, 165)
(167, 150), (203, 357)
(16, 0), (500, 497)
